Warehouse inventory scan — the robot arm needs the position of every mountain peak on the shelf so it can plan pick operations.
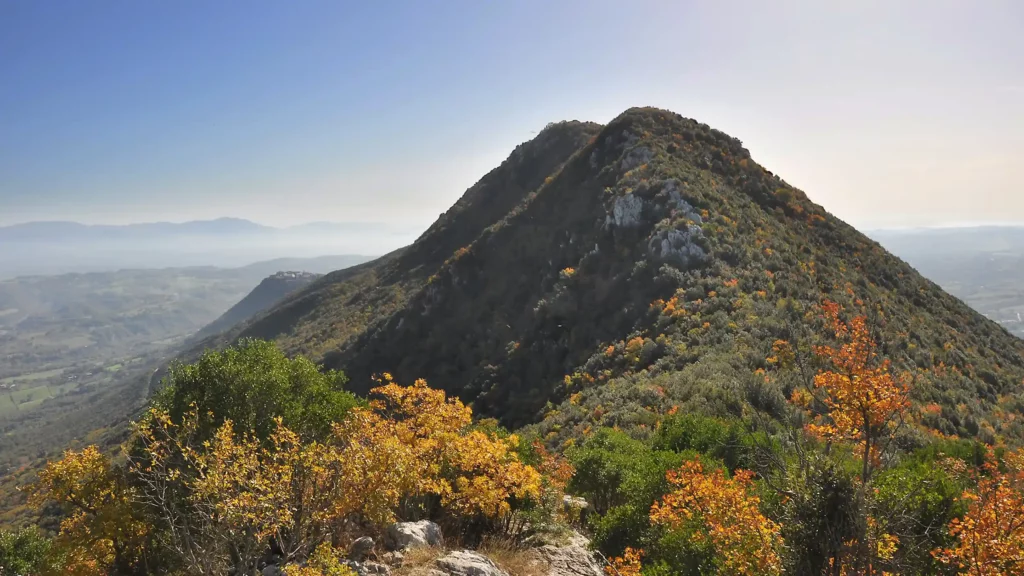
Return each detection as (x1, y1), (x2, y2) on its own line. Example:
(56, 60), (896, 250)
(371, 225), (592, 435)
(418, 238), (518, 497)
(216, 107), (1024, 441)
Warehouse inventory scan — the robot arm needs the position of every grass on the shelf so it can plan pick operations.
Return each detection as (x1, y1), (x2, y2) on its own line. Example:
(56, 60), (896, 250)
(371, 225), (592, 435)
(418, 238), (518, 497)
(388, 541), (548, 576)
(392, 546), (445, 576)
(0, 396), (17, 417)
(477, 539), (548, 576)
(8, 385), (52, 405)
(0, 368), (64, 386)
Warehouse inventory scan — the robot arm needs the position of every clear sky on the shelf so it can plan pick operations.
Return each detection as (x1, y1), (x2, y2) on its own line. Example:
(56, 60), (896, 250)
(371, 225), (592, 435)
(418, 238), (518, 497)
(2, 0), (1022, 230)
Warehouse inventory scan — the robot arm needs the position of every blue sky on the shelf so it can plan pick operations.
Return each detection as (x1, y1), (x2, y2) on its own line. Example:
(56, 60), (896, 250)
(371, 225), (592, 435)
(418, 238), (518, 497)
(2, 1), (1022, 229)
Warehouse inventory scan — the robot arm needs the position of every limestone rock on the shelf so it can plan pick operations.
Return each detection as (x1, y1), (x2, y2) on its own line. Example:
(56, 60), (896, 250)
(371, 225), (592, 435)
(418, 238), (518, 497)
(384, 520), (444, 550)
(534, 532), (604, 576)
(433, 550), (509, 576)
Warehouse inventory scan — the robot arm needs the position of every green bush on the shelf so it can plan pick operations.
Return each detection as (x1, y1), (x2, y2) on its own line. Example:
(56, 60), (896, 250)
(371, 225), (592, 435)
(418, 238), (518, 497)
(152, 339), (363, 443)
(0, 527), (54, 576)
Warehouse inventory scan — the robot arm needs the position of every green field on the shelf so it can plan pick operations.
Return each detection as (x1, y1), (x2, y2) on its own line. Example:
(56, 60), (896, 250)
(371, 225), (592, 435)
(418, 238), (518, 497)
(0, 396), (17, 417)
(0, 368), (64, 386)
(8, 385), (53, 405)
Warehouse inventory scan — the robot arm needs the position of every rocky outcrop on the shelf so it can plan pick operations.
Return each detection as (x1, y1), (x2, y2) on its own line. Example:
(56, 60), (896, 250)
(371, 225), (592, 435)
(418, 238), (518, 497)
(647, 225), (706, 269)
(529, 531), (604, 576)
(430, 550), (509, 576)
(384, 520), (444, 550)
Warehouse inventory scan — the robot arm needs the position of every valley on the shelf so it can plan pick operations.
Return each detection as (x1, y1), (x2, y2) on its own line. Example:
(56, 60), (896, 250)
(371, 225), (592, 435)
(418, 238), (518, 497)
(871, 228), (1024, 339)
(0, 255), (370, 526)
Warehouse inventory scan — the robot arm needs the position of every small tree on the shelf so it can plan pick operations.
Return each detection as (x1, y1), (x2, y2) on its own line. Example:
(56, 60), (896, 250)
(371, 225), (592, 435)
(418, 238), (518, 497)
(799, 300), (911, 484)
(934, 449), (1024, 575)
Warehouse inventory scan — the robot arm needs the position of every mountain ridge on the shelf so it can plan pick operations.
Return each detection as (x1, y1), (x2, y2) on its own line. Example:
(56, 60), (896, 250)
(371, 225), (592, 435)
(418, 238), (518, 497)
(202, 107), (1024, 441)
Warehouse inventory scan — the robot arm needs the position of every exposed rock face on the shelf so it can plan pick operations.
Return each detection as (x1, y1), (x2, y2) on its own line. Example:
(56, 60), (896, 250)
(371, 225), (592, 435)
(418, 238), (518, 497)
(432, 550), (509, 576)
(647, 225), (706, 269)
(384, 520), (444, 550)
(607, 194), (644, 228)
(561, 495), (590, 523)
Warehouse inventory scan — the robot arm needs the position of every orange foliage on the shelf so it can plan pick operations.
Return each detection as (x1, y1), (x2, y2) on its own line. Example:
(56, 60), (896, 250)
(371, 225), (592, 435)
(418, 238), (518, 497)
(605, 547), (643, 576)
(650, 459), (783, 576)
(934, 449), (1024, 575)
(805, 301), (910, 480)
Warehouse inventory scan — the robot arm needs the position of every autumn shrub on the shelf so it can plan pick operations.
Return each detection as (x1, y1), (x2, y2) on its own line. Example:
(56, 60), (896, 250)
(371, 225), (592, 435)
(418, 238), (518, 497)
(650, 458), (784, 576)
(933, 448), (1024, 575)
(283, 543), (356, 576)
(26, 351), (546, 576)
(27, 446), (151, 575)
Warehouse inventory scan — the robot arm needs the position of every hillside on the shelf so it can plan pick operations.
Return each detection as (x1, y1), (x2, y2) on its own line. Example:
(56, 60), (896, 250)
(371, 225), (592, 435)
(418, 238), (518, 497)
(192, 271), (321, 341)
(214, 108), (1024, 443)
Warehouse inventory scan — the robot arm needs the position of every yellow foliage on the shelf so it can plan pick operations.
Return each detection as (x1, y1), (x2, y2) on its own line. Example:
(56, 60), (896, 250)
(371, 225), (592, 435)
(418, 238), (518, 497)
(284, 543), (356, 576)
(28, 446), (148, 574)
(650, 459), (783, 576)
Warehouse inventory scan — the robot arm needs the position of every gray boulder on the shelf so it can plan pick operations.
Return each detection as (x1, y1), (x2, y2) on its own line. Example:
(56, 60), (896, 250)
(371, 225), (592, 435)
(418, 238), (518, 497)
(342, 559), (392, 576)
(349, 536), (375, 561)
(384, 520), (444, 550)
(433, 550), (509, 576)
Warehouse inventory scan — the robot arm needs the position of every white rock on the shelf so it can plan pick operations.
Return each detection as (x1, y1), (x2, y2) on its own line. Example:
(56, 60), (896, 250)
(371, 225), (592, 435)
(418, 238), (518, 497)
(608, 194), (644, 228)
(534, 531), (604, 576)
(433, 550), (509, 576)
(384, 520), (444, 550)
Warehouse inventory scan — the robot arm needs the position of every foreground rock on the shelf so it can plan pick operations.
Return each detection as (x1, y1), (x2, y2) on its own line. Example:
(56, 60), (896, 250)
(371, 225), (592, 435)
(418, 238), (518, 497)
(430, 550), (509, 576)
(349, 536), (376, 561)
(342, 560), (392, 576)
(531, 531), (604, 576)
(385, 520), (444, 550)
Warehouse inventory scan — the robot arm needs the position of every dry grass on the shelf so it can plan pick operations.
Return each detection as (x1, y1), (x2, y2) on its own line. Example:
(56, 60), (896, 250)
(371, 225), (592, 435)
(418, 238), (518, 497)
(388, 540), (550, 576)
(477, 537), (549, 576)
(391, 546), (446, 576)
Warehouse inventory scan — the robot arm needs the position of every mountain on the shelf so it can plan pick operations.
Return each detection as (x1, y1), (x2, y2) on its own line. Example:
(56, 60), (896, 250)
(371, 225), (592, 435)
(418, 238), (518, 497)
(0, 218), (269, 242)
(192, 271), (321, 341)
(200, 108), (1024, 444)
(0, 219), (411, 279)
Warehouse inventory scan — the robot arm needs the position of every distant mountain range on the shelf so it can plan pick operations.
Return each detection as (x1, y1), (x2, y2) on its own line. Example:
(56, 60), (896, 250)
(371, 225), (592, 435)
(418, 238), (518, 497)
(0, 218), (403, 243)
(869, 226), (1024, 258)
(0, 218), (417, 279)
